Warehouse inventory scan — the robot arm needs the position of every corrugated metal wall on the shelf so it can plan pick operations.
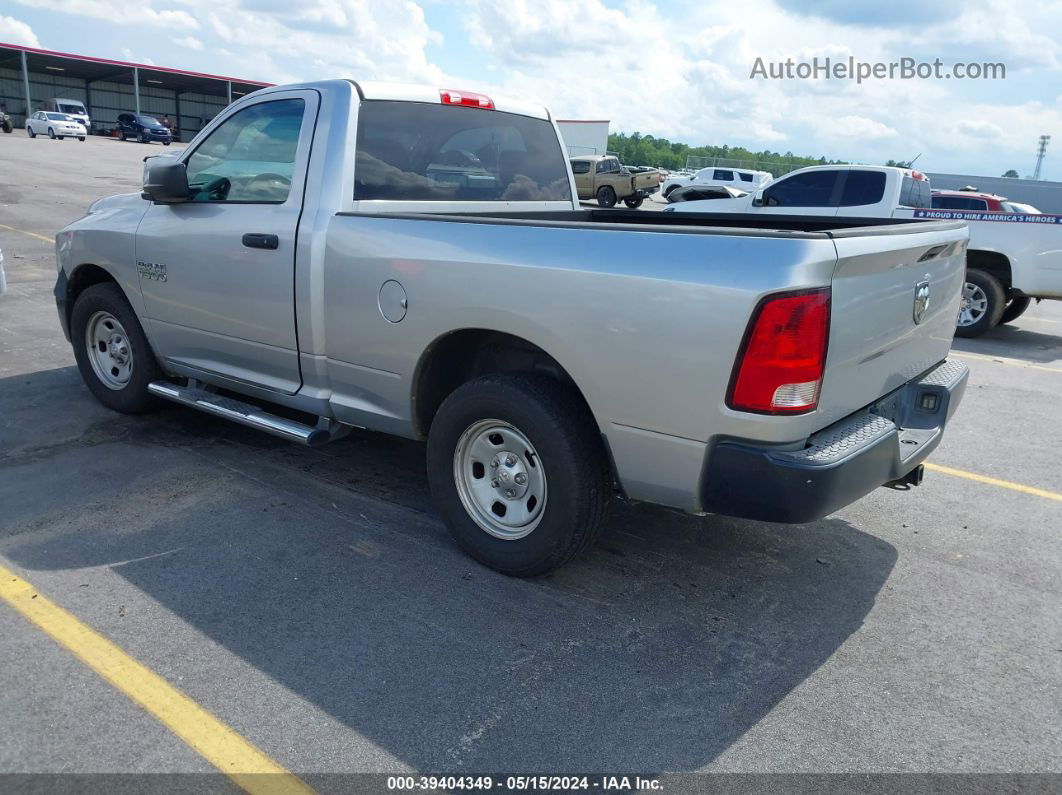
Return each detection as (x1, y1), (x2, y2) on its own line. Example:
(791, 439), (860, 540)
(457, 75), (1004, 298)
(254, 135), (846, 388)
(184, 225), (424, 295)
(0, 66), (230, 140)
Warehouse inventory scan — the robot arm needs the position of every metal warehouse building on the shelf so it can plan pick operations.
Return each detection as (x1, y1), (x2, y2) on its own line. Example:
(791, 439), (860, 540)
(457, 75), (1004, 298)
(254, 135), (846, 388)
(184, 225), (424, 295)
(0, 42), (270, 142)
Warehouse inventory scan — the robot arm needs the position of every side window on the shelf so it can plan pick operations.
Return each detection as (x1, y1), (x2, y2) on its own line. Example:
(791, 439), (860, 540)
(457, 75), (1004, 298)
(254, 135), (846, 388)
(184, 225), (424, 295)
(184, 98), (305, 203)
(596, 159), (610, 173)
(839, 171), (886, 206)
(763, 170), (840, 207)
(571, 160), (591, 174)
(713, 170), (734, 181)
(738, 172), (753, 182)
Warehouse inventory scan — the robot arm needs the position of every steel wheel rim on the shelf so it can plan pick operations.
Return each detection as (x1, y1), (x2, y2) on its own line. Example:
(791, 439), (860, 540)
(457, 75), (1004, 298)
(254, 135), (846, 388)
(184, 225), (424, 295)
(453, 419), (547, 540)
(85, 311), (133, 390)
(958, 282), (988, 327)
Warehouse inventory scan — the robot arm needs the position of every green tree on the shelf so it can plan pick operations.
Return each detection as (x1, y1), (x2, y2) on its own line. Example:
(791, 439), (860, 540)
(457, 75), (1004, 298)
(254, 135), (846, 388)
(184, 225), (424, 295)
(608, 131), (844, 174)
(1001, 169), (1019, 178)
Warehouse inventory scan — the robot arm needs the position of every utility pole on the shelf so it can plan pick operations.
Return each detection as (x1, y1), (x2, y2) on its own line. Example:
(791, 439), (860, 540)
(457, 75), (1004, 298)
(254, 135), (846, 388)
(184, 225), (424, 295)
(1032, 135), (1050, 180)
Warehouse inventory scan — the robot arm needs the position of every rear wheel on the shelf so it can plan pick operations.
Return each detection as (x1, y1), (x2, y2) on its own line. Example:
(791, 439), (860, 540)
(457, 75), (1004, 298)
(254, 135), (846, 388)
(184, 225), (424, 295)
(139, 132), (148, 144)
(664, 184), (680, 199)
(623, 195), (644, 209)
(426, 374), (610, 576)
(596, 185), (617, 208)
(1, 120), (11, 133)
(999, 296), (1031, 326)
(48, 127), (56, 139)
(71, 283), (161, 414)
(27, 126), (36, 138)
(78, 136), (86, 141)
(955, 268), (1006, 338)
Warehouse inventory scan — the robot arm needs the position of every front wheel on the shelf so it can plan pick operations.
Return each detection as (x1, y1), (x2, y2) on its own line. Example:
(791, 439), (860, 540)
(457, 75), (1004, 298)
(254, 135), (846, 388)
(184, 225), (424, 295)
(623, 195), (644, 209)
(596, 185), (617, 208)
(426, 374), (611, 576)
(955, 268), (1006, 338)
(70, 283), (161, 414)
(78, 136), (86, 141)
(999, 296), (1031, 326)
(163, 140), (170, 146)
(1, 120), (11, 133)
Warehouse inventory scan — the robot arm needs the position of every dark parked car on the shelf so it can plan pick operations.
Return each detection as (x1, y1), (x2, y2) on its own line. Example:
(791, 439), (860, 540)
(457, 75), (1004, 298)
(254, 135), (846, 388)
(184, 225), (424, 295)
(116, 113), (172, 145)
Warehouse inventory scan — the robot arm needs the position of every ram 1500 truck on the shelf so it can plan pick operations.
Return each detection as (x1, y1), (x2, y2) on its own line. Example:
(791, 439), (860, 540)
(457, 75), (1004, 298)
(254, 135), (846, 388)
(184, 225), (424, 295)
(55, 80), (970, 576)
(669, 164), (1062, 337)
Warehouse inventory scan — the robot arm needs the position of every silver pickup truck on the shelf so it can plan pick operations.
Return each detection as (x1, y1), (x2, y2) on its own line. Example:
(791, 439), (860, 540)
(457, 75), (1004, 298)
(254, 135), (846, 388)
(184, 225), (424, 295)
(54, 79), (970, 575)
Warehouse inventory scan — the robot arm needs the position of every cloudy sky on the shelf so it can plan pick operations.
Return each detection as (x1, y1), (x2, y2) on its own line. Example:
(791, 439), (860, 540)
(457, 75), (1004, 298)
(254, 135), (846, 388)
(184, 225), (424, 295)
(2, 0), (1060, 178)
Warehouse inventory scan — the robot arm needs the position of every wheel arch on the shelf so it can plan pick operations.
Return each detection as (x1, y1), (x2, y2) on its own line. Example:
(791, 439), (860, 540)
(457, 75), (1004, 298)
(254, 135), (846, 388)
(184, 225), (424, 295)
(60, 263), (125, 339)
(967, 249), (1012, 292)
(411, 328), (598, 442)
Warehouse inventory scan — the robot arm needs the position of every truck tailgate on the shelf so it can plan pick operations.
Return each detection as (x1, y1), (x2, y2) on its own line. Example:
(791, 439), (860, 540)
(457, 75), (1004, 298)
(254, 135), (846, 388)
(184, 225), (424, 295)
(815, 223), (968, 427)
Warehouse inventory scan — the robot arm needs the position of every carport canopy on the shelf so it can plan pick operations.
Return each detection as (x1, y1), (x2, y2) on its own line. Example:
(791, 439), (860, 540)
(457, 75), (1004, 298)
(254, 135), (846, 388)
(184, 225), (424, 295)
(0, 41), (271, 139)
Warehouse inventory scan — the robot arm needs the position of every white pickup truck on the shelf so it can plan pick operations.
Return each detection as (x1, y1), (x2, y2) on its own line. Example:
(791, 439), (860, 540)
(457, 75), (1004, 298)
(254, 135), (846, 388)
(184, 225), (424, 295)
(668, 164), (1062, 337)
(55, 80), (970, 575)
(661, 166), (771, 201)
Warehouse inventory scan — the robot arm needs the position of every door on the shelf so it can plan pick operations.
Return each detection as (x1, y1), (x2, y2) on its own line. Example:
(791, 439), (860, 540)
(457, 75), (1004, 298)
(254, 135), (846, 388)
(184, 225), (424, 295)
(756, 169), (843, 216)
(135, 90), (318, 394)
(571, 160), (593, 198)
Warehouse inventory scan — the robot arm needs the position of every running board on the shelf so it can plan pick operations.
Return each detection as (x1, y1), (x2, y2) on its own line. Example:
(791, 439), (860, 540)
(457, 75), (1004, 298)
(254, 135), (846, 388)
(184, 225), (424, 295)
(147, 381), (340, 447)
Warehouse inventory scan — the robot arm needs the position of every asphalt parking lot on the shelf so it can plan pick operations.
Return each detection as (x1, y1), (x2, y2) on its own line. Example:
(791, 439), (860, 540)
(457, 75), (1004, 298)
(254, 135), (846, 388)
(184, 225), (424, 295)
(1, 130), (1060, 787)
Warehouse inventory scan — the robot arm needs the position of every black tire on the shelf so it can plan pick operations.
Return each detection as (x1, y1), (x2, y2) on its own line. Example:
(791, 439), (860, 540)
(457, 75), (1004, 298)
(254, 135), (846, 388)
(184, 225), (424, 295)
(70, 283), (161, 414)
(1, 120), (11, 133)
(955, 268), (1006, 338)
(596, 185), (617, 208)
(48, 127), (56, 139)
(663, 184), (680, 199)
(139, 132), (148, 144)
(78, 136), (86, 141)
(27, 126), (36, 138)
(623, 195), (644, 209)
(57, 136), (64, 140)
(163, 140), (171, 146)
(426, 373), (611, 577)
(120, 133), (127, 141)
(999, 296), (1031, 326)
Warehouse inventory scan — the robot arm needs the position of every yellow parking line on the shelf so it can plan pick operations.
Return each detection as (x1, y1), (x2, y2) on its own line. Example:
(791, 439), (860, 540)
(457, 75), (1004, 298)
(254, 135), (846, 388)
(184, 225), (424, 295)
(0, 564), (314, 795)
(923, 462), (1062, 503)
(0, 223), (53, 244)
(951, 350), (1062, 375)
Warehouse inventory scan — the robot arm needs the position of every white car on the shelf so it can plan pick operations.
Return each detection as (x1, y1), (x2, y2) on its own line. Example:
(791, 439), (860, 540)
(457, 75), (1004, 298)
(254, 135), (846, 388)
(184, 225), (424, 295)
(661, 166), (771, 200)
(26, 111), (86, 141)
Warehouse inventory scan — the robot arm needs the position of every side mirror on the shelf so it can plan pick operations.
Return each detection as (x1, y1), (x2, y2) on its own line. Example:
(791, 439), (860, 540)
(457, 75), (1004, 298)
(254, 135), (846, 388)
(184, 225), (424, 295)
(142, 161), (190, 204)
(752, 191), (765, 207)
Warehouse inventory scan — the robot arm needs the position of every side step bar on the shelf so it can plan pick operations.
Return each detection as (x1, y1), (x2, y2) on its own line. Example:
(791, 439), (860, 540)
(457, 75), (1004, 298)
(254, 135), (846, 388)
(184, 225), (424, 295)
(147, 381), (340, 447)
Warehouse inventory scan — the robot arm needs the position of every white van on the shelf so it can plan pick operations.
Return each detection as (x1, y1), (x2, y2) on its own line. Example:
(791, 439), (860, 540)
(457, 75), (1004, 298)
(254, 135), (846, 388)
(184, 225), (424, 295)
(43, 98), (90, 132)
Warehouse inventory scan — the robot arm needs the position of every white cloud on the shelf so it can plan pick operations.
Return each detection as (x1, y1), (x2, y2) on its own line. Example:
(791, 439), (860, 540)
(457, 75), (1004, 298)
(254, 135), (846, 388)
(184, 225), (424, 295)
(0, 15), (40, 47)
(833, 116), (898, 140)
(172, 35), (204, 51)
(957, 119), (1003, 139)
(7, 0), (1061, 175)
(11, 0), (199, 29)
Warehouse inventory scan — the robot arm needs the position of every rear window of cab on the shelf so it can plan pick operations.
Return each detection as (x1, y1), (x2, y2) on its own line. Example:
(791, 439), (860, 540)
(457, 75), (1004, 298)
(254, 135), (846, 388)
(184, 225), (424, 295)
(353, 100), (573, 202)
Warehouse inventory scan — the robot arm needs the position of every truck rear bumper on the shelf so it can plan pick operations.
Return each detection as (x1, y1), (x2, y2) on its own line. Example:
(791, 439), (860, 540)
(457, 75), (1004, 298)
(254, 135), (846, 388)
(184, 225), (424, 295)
(700, 359), (969, 523)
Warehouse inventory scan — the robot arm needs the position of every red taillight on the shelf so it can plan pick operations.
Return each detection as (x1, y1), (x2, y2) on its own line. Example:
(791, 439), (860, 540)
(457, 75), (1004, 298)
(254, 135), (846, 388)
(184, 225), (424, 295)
(439, 89), (494, 109)
(728, 288), (831, 414)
